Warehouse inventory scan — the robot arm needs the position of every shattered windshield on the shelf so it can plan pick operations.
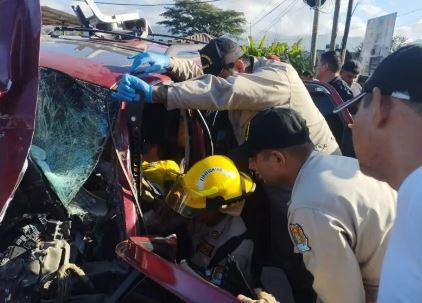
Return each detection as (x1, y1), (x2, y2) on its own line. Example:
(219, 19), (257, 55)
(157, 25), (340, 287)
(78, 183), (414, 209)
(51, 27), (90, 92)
(31, 68), (118, 205)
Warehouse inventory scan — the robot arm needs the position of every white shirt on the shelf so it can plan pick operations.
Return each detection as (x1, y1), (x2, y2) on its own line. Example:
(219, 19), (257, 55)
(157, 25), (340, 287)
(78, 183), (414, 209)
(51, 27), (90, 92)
(378, 167), (422, 302)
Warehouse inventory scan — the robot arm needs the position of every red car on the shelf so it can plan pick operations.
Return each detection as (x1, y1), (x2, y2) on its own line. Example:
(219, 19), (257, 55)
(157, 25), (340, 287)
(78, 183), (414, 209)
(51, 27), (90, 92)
(0, 2), (353, 302)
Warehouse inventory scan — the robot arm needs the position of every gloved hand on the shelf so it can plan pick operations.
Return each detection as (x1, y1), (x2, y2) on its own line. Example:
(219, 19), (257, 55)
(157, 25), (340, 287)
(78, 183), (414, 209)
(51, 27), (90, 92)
(112, 74), (153, 103)
(129, 51), (171, 74)
(237, 289), (278, 303)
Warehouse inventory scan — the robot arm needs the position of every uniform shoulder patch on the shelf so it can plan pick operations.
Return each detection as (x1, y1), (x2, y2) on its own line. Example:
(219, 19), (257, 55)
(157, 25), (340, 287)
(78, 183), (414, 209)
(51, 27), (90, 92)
(197, 241), (214, 257)
(289, 223), (311, 252)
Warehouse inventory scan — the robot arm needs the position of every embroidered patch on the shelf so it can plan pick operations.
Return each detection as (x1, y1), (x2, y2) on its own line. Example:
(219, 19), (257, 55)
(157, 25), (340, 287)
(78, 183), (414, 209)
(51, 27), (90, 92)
(210, 230), (220, 240)
(289, 223), (311, 252)
(200, 54), (212, 69)
(197, 241), (214, 257)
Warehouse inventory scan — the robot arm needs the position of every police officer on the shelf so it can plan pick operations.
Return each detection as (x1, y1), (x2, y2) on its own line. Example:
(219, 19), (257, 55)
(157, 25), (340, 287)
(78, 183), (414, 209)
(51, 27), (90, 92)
(113, 37), (339, 154)
(113, 37), (341, 302)
(334, 45), (422, 302)
(233, 107), (397, 303)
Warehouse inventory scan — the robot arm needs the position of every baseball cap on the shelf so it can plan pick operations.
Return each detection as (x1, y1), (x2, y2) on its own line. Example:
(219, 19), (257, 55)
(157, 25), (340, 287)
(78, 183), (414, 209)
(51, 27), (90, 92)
(231, 108), (311, 158)
(334, 44), (422, 114)
(199, 38), (244, 76)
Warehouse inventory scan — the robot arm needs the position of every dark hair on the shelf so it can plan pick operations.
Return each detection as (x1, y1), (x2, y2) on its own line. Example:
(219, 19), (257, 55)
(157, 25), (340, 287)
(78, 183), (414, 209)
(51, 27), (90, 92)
(302, 70), (313, 77)
(320, 51), (341, 73)
(223, 54), (251, 71)
(342, 60), (361, 74)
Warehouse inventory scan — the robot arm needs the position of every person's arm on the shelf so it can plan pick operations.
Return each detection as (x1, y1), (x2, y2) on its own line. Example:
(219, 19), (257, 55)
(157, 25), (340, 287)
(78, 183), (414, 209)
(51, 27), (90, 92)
(169, 57), (204, 82)
(155, 66), (291, 111)
(288, 207), (365, 303)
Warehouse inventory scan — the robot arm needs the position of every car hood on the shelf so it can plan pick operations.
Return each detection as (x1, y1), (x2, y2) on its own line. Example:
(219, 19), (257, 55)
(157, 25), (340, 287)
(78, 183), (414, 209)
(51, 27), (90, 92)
(0, 0), (41, 222)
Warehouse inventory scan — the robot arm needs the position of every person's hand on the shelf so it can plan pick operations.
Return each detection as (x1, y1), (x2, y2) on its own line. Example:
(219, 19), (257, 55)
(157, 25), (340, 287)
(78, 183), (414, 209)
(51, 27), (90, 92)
(112, 74), (153, 103)
(237, 289), (278, 303)
(129, 52), (171, 74)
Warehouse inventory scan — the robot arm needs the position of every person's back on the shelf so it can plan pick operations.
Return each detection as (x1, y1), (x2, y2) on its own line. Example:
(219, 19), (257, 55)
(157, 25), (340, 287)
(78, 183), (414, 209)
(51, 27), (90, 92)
(289, 152), (397, 302)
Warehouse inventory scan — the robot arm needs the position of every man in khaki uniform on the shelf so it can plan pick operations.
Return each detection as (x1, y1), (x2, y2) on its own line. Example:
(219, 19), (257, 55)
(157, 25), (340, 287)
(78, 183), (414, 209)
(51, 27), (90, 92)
(113, 38), (340, 302)
(113, 37), (340, 154)
(233, 107), (397, 303)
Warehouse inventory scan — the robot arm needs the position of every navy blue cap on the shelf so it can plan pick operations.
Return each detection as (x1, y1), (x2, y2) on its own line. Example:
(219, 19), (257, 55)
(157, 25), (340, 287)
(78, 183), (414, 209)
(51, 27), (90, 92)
(231, 108), (311, 158)
(199, 38), (244, 76)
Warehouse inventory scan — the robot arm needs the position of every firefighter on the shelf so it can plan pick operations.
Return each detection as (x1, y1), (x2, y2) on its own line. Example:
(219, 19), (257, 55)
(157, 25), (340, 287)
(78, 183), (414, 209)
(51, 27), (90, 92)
(142, 156), (262, 297)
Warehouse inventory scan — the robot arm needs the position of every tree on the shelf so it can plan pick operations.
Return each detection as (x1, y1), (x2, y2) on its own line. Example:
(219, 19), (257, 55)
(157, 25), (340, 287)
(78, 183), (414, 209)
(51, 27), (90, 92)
(157, 0), (246, 37)
(391, 35), (409, 52)
(354, 34), (409, 58)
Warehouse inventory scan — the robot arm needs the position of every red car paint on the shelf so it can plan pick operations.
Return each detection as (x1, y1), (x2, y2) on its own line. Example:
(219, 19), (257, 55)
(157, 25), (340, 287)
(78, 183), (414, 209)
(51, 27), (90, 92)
(116, 237), (240, 303)
(0, 0), (41, 221)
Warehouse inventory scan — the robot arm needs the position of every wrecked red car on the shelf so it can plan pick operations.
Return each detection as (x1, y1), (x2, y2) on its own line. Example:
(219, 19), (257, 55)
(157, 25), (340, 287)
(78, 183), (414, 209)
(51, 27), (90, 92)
(0, 1), (239, 302)
(0, 1), (354, 302)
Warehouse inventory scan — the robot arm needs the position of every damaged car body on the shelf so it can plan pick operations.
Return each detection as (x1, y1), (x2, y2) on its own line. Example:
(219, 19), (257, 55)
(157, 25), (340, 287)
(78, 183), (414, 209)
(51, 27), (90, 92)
(0, 1), (236, 302)
(0, 1), (355, 302)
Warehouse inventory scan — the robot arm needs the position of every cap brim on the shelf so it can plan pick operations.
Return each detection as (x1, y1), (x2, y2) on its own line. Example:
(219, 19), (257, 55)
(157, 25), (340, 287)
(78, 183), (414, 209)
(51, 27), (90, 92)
(333, 92), (367, 114)
(228, 142), (257, 160)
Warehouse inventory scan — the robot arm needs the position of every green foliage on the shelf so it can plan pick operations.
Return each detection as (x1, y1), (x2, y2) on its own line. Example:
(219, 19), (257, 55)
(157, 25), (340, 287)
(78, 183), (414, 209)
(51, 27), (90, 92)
(242, 36), (313, 76)
(157, 0), (246, 37)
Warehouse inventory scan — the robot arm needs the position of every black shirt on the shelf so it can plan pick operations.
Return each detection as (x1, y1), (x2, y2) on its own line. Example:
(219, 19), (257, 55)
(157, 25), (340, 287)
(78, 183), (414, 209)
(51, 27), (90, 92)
(329, 76), (354, 101)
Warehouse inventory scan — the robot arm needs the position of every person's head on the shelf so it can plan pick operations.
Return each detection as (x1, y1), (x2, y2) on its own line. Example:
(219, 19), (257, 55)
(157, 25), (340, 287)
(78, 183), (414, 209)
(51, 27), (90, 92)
(333, 45), (422, 189)
(315, 51), (341, 81)
(199, 37), (250, 78)
(302, 70), (314, 81)
(232, 108), (314, 189)
(341, 60), (361, 86)
(165, 155), (255, 223)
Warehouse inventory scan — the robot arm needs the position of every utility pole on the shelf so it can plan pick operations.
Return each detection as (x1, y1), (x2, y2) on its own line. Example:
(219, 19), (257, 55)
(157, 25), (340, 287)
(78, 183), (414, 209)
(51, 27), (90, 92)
(310, 0), (321, 66)
(341, 0), (354, 63)
(330, 0), (341, 51)
(249, 21), (252, 37)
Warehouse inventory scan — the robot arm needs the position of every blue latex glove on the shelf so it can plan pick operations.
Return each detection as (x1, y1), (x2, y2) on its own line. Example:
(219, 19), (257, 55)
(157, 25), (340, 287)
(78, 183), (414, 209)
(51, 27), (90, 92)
(129, 52), (170, 74)
(112, 74), (153, 103)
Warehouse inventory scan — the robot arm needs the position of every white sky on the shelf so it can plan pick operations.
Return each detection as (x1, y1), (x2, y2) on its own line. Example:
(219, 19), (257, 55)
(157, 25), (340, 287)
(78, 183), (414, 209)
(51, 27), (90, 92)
(42, 0), (422, 47)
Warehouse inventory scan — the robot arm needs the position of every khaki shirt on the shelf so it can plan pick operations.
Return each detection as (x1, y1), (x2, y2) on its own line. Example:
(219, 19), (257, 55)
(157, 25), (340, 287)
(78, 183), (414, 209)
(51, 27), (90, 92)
(190, 215), (253, 282)
(288, 152), (397, 303)
(159, 57), (340, 155)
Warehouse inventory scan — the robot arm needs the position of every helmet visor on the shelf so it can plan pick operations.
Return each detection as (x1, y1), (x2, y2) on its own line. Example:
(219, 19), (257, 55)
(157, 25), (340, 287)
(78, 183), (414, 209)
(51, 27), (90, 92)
(165, 178), (204, 218)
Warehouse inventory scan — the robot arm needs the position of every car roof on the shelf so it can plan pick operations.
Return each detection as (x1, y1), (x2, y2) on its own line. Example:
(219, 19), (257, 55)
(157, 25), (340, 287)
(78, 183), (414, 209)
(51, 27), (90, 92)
(40, 35), (171, 88)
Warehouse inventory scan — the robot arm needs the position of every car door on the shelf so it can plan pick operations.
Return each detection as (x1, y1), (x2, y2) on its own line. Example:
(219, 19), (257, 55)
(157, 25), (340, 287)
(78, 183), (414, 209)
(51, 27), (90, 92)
(0, 0), (41, 221)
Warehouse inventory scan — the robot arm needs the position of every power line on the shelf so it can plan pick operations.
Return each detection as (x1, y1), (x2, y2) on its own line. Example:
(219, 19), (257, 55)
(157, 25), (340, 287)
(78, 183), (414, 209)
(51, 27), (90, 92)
(88, 0), (222, 7)
(252, 0), (291, 26)
(252, 0), (277, 23)
(398, 7), (422, 17)
(259, 0), (297, 36)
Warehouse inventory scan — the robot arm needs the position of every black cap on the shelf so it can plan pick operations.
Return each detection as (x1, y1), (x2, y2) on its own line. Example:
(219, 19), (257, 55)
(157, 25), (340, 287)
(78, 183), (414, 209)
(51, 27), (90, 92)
(231, 108), (311, 158)
(334, 44), (422, 114)
(199, 38), (244, 76)
(341, 60), (361, 74)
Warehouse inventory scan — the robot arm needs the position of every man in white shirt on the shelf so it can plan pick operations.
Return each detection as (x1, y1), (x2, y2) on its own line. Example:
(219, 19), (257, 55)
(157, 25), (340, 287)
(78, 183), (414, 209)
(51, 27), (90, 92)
(334, 44), (422, 302)
(234, 108), (396, 303)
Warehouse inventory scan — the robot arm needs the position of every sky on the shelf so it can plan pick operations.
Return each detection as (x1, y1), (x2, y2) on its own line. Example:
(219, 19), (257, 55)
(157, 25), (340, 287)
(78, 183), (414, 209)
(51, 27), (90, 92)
(41, 0), (422, 49)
